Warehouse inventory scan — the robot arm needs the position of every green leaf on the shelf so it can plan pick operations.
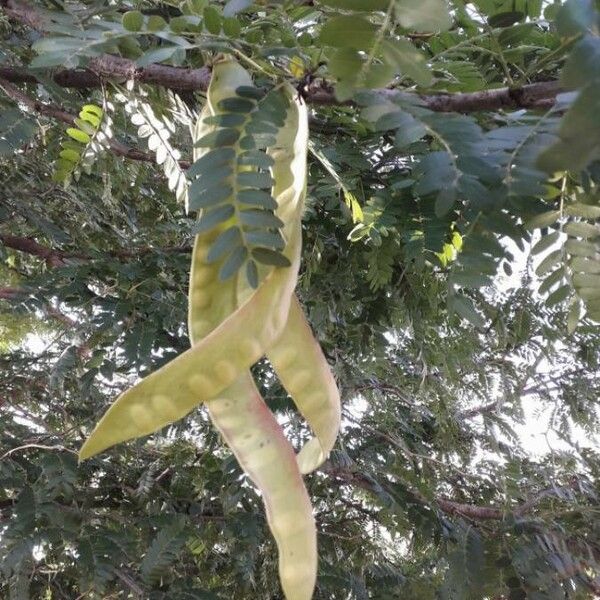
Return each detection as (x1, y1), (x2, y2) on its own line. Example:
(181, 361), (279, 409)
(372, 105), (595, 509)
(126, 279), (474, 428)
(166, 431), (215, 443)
(238, 150), (275, 169)
(136, 46), (180, 67)
(66, 128), (90, 144)
(565, 239), (597, 257)
(537, 82), (600, 173)
(59, 148), (80, 162)
(556, 0), (598, 36)
(237, 189), (278, 209)
(567, 301), (582, 331)
(218, 245), (248, 280)
(188, 183), (233, 211)
(203, 6), (222, 34)
(245, 259), (259, 288)
(395, 0), (452, 32)
(223, 17), (242, 37)
(535, 249), (562, 276)
(122, 10), (144, 31)
(565, 203), (600, 219)
(78, 111), (101, 129)
(194, 128), (240, 147)
(147, 15), (167, 31)
(82, 103), (103, 118)
(251, 247), (291, 267)
(450, 293), (486, 328)
(450, 272), (492, 288)
(571, 257), (600, 273)
(245, 230), (285, 250)
(488, 11), (524, 27)
(564, 222), (600, 239)
(237, 172), (274, 189)
(0, 111), (36, 155)
(191, 165), (234, 192)
(531, 231), (560, 255)
(218, 97), (256, 113)
(239, 209), (284, 228)
(577, 287), (600, 300)
(188, 147), (236, 179)
(546, 284), (571, 306)
(319, 16), (378, 49)
(539, 267), (565, 294)
(203, 114), (247, 128)
(381, 39), (432, 87)
(206, 226), (242, 263)
(141, 521), (187, 585)
(192, 204), (234, 232)
(223, 0), (252, 17)
(524, 211), (560, 229)
(328, 48), (364, 100)
(235, 86), (265, 100)
(561, 38), (600, 90)
(573, 273), (600, 288)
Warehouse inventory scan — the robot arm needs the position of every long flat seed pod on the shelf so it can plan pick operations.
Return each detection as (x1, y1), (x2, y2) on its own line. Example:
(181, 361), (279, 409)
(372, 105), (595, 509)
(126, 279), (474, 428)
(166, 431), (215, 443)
(189, 63), (316, 600)
(79, 75), (307, 461)
(267, 296), (341, 474)
(79, 222), (301, 461)
(79, 57), (318, 599)
(206, 377), (316, 600)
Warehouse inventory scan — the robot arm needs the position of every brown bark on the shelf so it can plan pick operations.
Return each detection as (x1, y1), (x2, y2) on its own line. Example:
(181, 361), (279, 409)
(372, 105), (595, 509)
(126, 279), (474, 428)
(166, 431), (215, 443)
(0, 77), (183, 166)
(0, 234), (69, 267)
(0, 287), (26, 300)
(0, 233), (192, 264)
(1, 0), (562, 114)
(326, 466), (584, 522)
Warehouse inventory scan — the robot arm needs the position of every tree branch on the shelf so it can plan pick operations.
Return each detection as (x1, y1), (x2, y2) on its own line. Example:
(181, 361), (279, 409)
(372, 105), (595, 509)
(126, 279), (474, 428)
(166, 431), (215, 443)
(0, 286), (25, 300)
(326, 465), (587, 522)
(458, 400), (500, 419)
(0, 233), (70, 267)
(0, 63), (562, 114)
(1, 0), (562, 114)
(0, 76), (181, 166)
(0, 233), (192, 263)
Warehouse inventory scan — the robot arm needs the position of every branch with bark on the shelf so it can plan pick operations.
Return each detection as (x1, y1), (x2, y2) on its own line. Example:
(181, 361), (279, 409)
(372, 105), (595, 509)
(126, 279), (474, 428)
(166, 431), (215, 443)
(0, 77), (176, 166)
(1, 0), (562, 114)
(0, 233), (192, 264)
(326, 465), (589, 522)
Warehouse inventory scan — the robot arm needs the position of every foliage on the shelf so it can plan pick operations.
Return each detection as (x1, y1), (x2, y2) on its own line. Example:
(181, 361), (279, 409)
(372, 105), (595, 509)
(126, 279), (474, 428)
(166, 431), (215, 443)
(1, 0), (600, 597)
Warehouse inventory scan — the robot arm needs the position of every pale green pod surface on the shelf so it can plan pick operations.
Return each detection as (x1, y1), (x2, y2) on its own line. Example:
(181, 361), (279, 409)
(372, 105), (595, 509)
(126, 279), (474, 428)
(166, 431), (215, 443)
(188, 99), (240, 340)
(268, 296), (341, 474)
(79, 67), (309, 462)
(206, 376), (317, 600)
(79, 228), (301, 461)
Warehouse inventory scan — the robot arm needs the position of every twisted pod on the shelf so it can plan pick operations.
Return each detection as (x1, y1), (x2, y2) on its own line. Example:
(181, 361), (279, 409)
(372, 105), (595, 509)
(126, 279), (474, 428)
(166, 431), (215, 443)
(79, 58), (340, 600)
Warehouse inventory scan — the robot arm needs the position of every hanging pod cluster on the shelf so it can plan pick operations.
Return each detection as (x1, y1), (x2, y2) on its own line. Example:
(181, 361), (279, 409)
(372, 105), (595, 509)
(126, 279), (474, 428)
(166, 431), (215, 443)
(79, 57), (341, 600)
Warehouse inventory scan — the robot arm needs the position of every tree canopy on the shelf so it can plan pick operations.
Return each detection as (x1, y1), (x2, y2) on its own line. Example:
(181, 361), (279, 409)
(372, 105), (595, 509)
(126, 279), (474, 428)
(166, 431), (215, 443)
(1, 0), (600, 598)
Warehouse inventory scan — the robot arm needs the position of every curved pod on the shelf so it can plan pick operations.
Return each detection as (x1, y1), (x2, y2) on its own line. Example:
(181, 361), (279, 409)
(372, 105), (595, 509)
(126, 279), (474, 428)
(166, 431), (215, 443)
(268, 296), (341, 474)
(207, 377), (317, 600)
(189, 63), (316, 600)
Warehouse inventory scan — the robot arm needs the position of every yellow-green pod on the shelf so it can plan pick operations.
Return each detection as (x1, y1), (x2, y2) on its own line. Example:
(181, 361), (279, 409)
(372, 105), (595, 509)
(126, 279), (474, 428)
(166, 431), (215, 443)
(268, 296), (341, 474)
(188, 66), (316, 599)
(207, 376), (316, 600)
(78, 229), (301, 460)
(79, 66), (309, 463)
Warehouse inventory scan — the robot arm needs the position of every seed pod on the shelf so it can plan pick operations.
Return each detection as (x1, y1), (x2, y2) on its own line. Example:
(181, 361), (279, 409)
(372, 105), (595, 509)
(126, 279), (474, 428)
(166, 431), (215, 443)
(79, 58), (324, 600)
(190, 61), (316, 600)
(207, 376), (317, 600)
(268, 296), (341, 474)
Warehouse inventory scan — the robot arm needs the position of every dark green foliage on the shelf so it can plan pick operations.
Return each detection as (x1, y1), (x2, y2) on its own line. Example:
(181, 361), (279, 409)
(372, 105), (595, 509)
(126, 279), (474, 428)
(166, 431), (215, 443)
(2, 0), (600, 597)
